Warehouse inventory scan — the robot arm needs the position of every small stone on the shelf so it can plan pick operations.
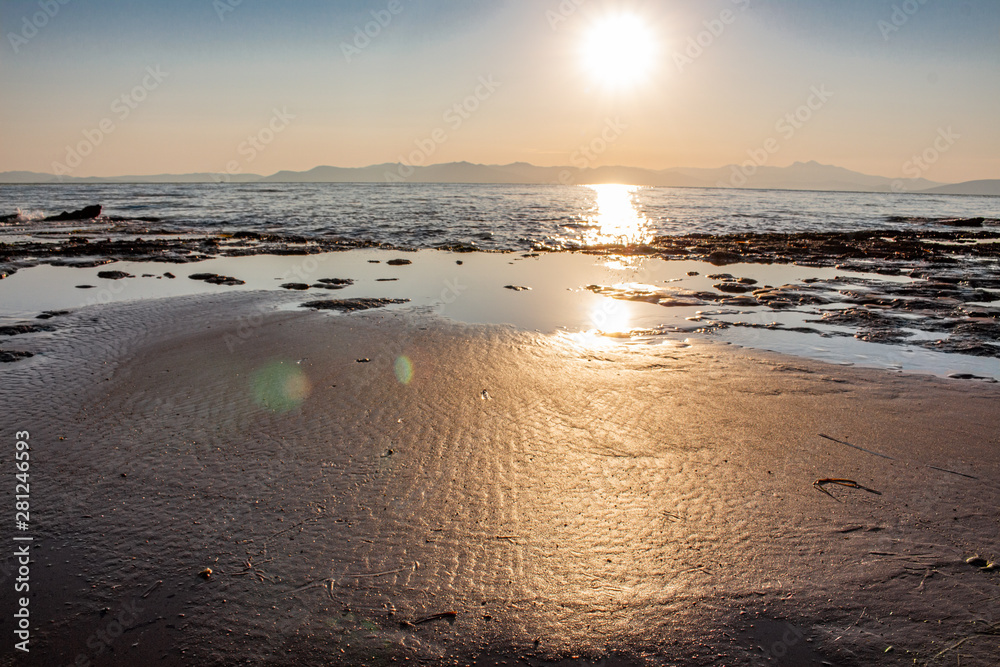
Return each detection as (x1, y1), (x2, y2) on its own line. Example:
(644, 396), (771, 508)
(301, 298), (409, 313)
(97, 270), (133, 280)
(36, 310), (70, 320)
(706, 251), (740, 266)
(0, 350), (33, 363)
(189, 273), (245, 286)
(714, 283), (753, 294)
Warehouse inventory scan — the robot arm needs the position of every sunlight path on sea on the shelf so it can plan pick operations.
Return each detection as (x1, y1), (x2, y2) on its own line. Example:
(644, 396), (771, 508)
(583, 184), (654, 246)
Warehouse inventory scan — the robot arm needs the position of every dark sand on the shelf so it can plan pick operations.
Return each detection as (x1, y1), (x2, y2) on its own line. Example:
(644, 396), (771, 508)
(1, 291), (999, 666)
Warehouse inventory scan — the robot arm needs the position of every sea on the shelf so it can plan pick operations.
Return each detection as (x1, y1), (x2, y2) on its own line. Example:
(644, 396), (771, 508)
(2, 182), (999, 380)
(1, 182), (997, 248)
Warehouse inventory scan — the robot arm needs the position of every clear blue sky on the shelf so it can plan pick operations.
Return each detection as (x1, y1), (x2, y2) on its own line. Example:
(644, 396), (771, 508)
(1, 0), (997, 182)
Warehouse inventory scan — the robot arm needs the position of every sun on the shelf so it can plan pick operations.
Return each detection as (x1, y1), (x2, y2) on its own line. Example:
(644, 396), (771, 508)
(581, 14), (659, 89)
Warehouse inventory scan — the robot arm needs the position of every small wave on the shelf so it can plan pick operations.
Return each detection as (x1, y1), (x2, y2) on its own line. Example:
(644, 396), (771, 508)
(0, 208), (47, 224)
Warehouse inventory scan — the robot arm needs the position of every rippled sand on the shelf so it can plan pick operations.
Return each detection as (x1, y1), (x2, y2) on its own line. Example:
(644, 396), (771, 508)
(2, 292), (999, 665)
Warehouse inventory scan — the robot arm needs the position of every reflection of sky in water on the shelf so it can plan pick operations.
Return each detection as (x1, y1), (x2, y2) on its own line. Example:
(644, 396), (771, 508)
(0, 249), (997, 381)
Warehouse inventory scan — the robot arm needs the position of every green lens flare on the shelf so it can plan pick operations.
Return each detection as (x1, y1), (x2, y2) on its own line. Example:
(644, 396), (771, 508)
(394, 356), (414, 385)
(251, 361), (311, 412)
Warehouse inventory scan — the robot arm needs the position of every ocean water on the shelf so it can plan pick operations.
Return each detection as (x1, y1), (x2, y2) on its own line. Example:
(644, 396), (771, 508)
(1, 182), (997, 249)
(1, 183), (999, 379)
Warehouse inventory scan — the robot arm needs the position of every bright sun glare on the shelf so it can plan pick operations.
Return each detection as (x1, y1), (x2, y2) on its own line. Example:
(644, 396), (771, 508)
(581, 14), (658, 89)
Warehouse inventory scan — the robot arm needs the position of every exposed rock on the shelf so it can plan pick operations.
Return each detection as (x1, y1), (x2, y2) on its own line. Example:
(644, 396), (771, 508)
(0, 324), (54, 336)
(281, 283), (311, 291)
(312, 278), (354, 290)
(940, 217), (984, 228)
(50, 259), (115, 268)
(43, 205), (102, 222)
(0, 350), (33, 363)
(714, 283), (753, 294)
(386, 258), (413, 266)
(504, 285), (532, 291)
(189, 273), (245, 286)
(36, 310), (70, 320)
(706, 251), (741, 266)
(97, 270), (133, 280)
(301, 298), (409, 312)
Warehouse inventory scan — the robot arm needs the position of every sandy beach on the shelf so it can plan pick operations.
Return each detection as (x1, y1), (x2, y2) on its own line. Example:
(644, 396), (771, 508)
(4, 1), (1000, 664)
(2, 287), (998, 666)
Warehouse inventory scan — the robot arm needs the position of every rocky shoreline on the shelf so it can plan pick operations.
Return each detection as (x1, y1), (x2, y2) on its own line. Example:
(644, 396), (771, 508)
(1, 227), (998, 367)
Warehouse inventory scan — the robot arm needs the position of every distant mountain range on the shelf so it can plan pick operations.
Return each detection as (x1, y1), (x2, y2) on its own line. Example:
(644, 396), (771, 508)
(2, 161), (998, 195)
(922, 180), (1000, 196)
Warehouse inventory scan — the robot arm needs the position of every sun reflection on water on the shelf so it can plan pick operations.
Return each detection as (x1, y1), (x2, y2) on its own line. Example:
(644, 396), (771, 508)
(582, 184), (654, 247)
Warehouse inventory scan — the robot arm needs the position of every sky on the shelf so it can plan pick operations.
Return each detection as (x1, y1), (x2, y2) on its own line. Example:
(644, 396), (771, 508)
(0, 0), (998, 182)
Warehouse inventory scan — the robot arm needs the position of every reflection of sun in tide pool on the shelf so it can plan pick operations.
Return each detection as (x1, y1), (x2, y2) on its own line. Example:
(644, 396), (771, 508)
(251, 361), (311, 413)
(589, 297), (632, 337)
(581, 13), (659, 89)
(583, 184), (653, 246)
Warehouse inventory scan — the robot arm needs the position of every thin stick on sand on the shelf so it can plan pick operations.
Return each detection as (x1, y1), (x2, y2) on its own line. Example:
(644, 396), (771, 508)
(140, 580), (163, 599)
(926, 465), (978, 480)
(348, 566), (411, 578)
(813, 478), (882, 498)
(819, 434), (895, 460)
(820, 434), (979, 480)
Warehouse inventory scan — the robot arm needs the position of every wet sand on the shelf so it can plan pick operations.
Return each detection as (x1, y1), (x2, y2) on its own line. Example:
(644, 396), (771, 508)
(1, 291), (999, 666)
